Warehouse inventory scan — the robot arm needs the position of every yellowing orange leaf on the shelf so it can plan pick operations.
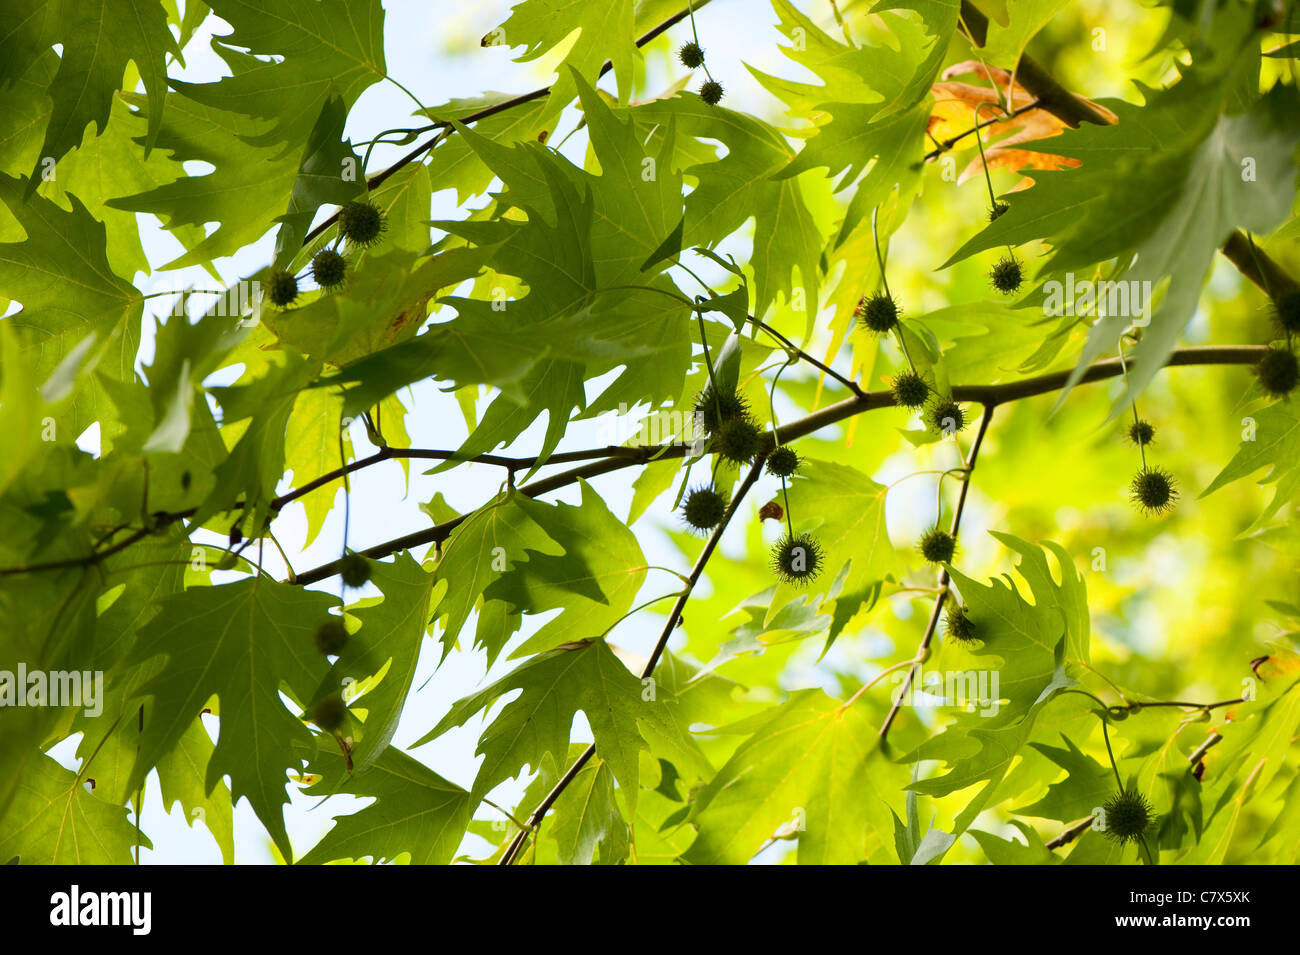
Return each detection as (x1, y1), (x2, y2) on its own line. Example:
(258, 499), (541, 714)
(928, 62), (1116, 190)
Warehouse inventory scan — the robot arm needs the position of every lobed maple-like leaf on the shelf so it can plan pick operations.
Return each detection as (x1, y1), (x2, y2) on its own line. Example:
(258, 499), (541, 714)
(126, 578), (339, 860)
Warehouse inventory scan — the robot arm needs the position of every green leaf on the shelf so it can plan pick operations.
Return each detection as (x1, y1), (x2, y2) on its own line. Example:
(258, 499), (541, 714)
(627, 97), (824, 316)
(30, 0), (176, 178)
(549, 757), (630, 865)
(769, 458), (902, 639)
(177, 0), (386, 148)
(155, 717), (237, 864)
(127, 578), (339, 861)
(1201, 398), (1300, 530)
(0, 754), (148, 864)
(488, 482), (649, 657)
(683, 689), (892, 864)
(980, 0), (1073, 66)
(331, 554), (436, 772)
(428, 492), (558, 666)
(1014, 736), (1114, 823)
(418, 639), (692, 813)
(297, 744), (474, 865)
(0, 172), (143, 437)
(270, 94), (365, 269)
(492, 0), (636, 110)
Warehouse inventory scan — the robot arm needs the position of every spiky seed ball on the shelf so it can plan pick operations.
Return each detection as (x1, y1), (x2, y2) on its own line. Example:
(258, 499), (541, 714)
(681, 485), (727, 533)
(989, 202), (1009, 221)
(918, 527), (956, 564)
(266, 269), (299, 307)
(312, 249), (347, 289)
(1101, 789), (1154, 844)
(678, 42), (705, 68)
(695, 385), (749, 434)
(891, 371), (929, 409)
(856, 292), (899, 333)
(314, 619), (348, 656)
(989, 255), (1024, 294)
(1128, 419), (1156, 447)
(771, 532), (824, 586)
(927, 400), (966, 435)
(945, 605), (976, 643)
(338, 200), (386, 247)
(309, 695), (348, 733)
(340, 553), (371, 588)
(700, 80), (724, 106)
(1255, 346), (1299, 399)
(1273, 290), (1300, 336)
(767, 445), (800, 478)
(1129, 466), (1177, 515)
(716, 416), (760, 464)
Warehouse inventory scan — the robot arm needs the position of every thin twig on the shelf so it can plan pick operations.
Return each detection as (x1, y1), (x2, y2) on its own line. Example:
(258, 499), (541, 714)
(879, 406), (994, 739)
(303, 1), (713, 246)
(498, 455), (767, 865)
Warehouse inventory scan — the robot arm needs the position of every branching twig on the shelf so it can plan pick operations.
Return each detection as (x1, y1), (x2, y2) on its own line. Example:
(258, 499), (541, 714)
(957, 0), (1286, 297)
(302, 1), (714, 247)
(498, 455), (767, 865)
(0, 345), (1266, 583)
(879, 407), (994, 739)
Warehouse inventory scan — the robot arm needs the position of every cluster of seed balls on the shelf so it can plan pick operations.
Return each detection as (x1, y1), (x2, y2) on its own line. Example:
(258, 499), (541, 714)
(678, 42), (724, 106)
(678, 385), (824, 586)
(305, 552), (373, 732)
(264, 200), (387, 308)
(855, 291), (969, 437)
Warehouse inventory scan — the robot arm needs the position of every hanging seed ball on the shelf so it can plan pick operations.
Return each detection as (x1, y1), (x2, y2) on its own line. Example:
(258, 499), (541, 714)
(918, 527), (956, 564)
(681, 485), (728, 533)
(1273, 290), (1300, 336)
(266, 269), (299, 307)
(989, 202), (1009, 221)
(312, 249), (347, 289)
(891, 371), (930, 409)
(338, 200), (386, 247)
(989, 254), (1024, 294)
(716, 415), (761, 464)
(678, 42), (705, 69)
(945, 605), (976, 643)
(1129, 466), (1178, 515)
(771, 532), (825, 586)
(1255, 346), (1299, 399)
(1128, 419), (1156, 447)
(1101, 789), (1154, 844)
(767, 445), (800, 478)
(700, 80), (724, 106)
(855, 292), (900, 333)
(695, 385), (750, 434)
(313, 619), (349, 656)
(340, 553), (371, 588)
(309, 695), (348, 733)
(927, 400), (966, 435)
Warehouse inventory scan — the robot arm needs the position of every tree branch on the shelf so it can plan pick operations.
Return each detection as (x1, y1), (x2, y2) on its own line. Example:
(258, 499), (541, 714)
(288, 344), (1266, 586)
(958, 1), (1112, 128)
(1046, 815), (1096, 850)
(0, 345), (1266, 583)
(957, 0), (1294, 298)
